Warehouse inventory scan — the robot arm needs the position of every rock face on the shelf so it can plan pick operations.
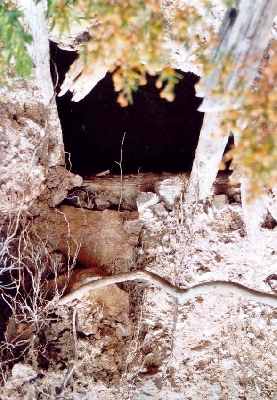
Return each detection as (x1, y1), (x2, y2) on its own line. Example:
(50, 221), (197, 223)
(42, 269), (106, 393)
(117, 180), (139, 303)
(34, 205), (139, 269)
(2, 2), (277, 398)
(0, 90), (64, 214)
(0, 52), (81, 216)
(0, 0), (78, 216)
(2, 172), (277, 399)
(0, 92), (81, 215)
(65, 267), (131, 337)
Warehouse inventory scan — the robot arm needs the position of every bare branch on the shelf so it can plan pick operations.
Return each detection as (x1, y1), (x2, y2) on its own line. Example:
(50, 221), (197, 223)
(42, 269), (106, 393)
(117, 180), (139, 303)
(57, 270), (277, 308)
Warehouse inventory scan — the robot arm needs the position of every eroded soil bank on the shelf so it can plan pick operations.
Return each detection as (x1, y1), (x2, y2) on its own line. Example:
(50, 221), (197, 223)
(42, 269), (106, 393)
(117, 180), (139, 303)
(1, 168), (277, 399)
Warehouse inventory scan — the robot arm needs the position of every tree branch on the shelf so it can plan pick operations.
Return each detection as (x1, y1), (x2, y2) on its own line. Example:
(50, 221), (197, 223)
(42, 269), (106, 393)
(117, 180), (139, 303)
(57, 270), (277, 308)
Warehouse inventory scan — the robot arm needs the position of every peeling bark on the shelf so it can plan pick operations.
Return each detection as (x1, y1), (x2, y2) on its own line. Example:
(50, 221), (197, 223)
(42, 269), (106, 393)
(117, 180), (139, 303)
(18, 0), (64, 167)
(186, 0), (277, 247)
(185, 112), (228, 203)
(18, 0), (53, 105)
(198, 0), (277, 111)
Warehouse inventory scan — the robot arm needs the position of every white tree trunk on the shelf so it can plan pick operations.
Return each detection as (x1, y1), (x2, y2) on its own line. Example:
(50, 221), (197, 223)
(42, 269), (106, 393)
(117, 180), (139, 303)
(197, 0), (277, 112)
(18, 0), (53, 105)
(185, 112), (228, 202)
(240, 179), (267, 249)
(18, 0), (64, 167)
(186, 0), (277, 247)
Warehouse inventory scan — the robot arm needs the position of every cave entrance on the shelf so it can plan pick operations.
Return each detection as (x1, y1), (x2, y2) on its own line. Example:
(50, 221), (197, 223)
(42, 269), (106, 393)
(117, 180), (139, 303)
(51, 43), (204, 176)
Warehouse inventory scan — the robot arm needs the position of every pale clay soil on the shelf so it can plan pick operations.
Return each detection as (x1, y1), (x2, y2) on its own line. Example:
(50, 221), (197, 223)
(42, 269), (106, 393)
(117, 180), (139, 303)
(1, 173), (277, 400)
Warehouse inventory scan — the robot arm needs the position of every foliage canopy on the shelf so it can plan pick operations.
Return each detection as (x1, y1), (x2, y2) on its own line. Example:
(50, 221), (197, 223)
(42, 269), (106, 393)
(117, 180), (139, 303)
(0, 1), (32, 82)
(46, 0), (215, 105)
(222, 41), (277, 197)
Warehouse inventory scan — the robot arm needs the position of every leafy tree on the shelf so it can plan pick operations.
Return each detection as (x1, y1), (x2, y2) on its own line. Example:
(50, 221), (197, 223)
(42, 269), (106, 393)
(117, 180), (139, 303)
(219, 41), (277, 197)
(0, 1), (32, 83)
(46, 0), (215, 105)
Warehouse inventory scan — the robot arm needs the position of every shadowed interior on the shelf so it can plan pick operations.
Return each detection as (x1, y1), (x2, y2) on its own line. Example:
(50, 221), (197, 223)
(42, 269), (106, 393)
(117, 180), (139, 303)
(51, 42), (205, 175)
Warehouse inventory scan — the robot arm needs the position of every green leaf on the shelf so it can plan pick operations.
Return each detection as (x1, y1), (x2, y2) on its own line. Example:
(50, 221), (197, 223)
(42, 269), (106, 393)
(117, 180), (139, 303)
(0, 3), (33, 80)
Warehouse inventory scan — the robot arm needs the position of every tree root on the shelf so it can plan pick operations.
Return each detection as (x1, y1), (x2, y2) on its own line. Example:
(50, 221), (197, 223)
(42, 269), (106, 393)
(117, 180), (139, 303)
(57, 270), (277, 308)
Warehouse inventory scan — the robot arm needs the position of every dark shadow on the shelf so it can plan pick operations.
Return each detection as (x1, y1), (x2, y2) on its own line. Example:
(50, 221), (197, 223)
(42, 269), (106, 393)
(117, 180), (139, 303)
(50, 42), (204, 175)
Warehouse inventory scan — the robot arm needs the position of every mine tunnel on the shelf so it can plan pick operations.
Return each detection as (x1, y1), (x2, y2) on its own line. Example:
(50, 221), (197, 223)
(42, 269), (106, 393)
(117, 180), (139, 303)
(50, 42), (205, 176)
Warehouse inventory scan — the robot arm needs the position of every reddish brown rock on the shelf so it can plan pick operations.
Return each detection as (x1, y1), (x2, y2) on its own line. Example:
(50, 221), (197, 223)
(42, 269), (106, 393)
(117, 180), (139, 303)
(34, 205), (137, 269)
(64, 267), (131, 337)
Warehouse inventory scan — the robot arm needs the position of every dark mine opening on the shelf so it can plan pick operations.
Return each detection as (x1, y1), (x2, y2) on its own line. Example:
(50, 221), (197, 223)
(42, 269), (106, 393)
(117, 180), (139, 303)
(51, 42), (205, 176)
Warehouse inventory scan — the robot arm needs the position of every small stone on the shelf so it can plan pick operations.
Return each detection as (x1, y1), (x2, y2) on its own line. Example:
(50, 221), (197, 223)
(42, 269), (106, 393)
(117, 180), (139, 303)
(137, 192), (159, 214)
(12, 363), (36, 380)
(123, 220), (143, 236)
(221, 358), (235, 370)
(213, 194), (228, 211)
(70, 173), (83, 187)
(94, 197), (110, 210)
(151, 202), (168, 218)
(154, 375), (163, 390)
(138, 380), (159, 399)
(155, 178), (184, 206)
(247, 332), (255, 339)
(211, 383), (222, 396)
